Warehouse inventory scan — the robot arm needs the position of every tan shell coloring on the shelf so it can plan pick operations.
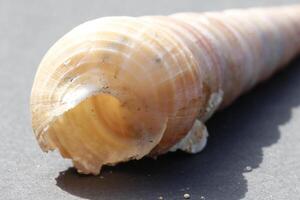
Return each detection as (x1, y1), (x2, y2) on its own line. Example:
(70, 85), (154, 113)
(31, 5), (300, 174)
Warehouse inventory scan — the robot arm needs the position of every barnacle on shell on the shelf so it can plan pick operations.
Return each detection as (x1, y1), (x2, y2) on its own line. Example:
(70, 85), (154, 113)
(31, 5), (300, 174)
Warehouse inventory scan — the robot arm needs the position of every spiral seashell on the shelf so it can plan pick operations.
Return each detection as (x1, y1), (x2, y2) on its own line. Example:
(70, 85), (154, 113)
(31, 5), (300, 174)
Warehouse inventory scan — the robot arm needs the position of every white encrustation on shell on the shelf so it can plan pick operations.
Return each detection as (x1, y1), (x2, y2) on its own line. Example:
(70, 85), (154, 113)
(170, 120), (208, 153)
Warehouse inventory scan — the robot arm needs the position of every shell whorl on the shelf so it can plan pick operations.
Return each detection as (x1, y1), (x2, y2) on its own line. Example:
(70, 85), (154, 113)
(31, 5), (300, 174)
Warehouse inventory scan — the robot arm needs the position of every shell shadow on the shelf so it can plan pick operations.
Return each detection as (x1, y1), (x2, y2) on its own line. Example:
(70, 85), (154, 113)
(55, 58), (300, 200)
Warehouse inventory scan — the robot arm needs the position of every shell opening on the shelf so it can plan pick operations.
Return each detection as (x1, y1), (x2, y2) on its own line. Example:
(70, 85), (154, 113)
(38, 90), (167, 175)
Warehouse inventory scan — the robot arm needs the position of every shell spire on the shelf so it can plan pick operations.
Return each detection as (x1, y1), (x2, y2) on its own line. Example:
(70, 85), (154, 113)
(31, 5), (300, 174)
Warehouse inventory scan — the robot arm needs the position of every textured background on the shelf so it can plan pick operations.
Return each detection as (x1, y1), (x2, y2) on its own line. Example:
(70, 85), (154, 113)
(1, 0), (300, 199)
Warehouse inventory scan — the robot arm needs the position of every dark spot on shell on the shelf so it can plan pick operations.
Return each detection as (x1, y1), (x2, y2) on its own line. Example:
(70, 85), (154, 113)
(113, 66), (120, 79)
(120, 101), (127, 107)
(64, 76), (74, 82)
(101, 55), (109, 63)
(155, 57), (162, 63)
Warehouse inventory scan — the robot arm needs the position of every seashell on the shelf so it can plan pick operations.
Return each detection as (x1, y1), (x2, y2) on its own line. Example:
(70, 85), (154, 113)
(30, 5), (300, 174)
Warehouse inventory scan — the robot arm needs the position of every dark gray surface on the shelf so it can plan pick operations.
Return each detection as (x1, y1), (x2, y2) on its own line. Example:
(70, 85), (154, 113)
(1, 0), (300, 199)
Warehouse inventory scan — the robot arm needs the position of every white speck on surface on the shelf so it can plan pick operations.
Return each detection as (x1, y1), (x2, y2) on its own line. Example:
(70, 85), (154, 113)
(169, 119), (208, 153)
(183, 193), (190, 199)
(158, 196), (164, 200)
(245, 166), (252, 171)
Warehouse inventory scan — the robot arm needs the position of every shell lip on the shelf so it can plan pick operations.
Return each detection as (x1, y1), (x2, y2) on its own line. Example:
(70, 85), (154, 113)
(32, 87), (169, 174)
